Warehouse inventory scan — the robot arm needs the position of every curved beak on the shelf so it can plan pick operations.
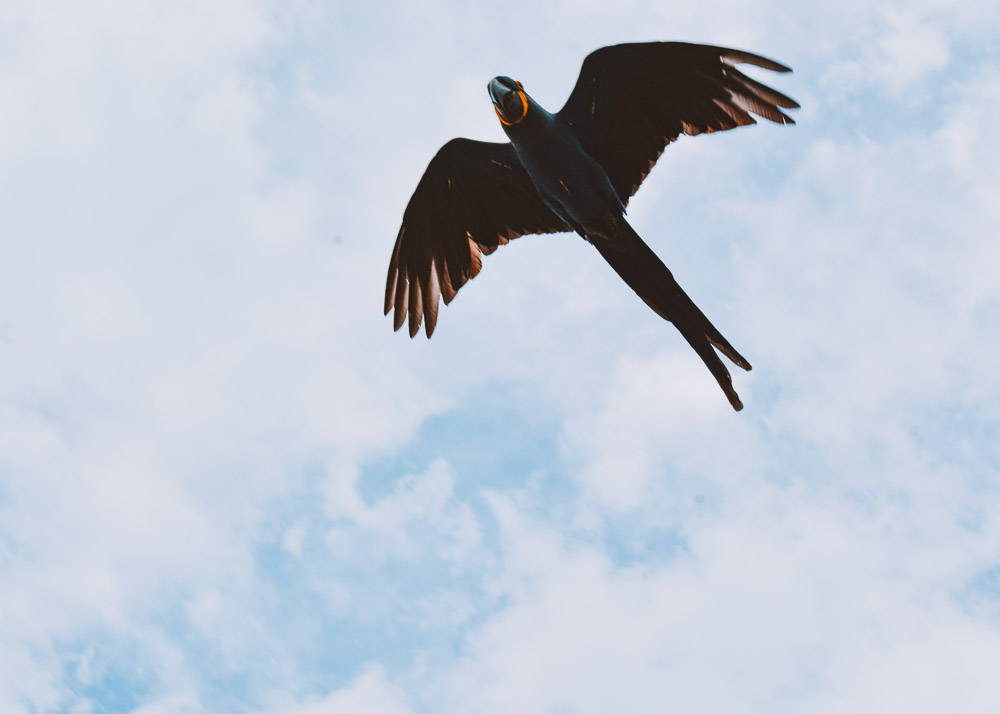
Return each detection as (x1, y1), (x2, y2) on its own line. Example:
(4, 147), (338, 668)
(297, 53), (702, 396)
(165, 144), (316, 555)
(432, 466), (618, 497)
(488, 77), (509, 108)
(488, 76), (527, 126)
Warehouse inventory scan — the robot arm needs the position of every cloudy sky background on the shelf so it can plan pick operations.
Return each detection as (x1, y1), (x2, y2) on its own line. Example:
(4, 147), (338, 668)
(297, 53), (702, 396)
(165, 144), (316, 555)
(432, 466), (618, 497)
(2, 0), (999, 712)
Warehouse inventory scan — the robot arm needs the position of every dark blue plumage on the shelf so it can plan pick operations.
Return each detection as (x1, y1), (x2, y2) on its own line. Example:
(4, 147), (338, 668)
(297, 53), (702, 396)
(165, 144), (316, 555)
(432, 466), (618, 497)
(386, 42), (799, 410)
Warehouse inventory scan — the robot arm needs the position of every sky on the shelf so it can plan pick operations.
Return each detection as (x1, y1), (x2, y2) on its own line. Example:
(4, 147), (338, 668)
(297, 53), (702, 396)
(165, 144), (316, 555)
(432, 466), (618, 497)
(1, 0), (999, 712)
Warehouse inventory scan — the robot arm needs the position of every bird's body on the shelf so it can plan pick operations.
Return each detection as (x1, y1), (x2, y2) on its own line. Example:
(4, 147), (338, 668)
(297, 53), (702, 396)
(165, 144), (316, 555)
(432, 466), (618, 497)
(498, 97), (622, 229)
(385, 42), (799, 410)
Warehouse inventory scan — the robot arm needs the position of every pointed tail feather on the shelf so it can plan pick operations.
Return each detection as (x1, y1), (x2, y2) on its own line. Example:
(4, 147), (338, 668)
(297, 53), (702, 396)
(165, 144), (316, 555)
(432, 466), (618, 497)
(592, 219), (751, 411)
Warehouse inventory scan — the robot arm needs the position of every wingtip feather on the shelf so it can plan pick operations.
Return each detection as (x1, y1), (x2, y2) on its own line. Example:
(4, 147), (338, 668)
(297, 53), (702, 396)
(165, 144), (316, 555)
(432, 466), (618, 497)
(393, 273), (409, 332)
(423, 260), (442, 338)
(384, 268), (398, 316)
(721, 48), (793, 74)
(407, 276), (423, 338)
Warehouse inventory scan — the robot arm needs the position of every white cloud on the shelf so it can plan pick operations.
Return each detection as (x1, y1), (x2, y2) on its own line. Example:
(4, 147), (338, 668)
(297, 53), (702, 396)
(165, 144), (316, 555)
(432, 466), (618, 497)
(282, 519), (309, 557)
(324, 459), (480, 564)
(560, 350), (737, 511)
(1, 1), (999, 712)
(821, 7), (951, 97)
(129, 694), (204, 714)
(269, 665), (414, 714)
(431, 489), (1000, 714)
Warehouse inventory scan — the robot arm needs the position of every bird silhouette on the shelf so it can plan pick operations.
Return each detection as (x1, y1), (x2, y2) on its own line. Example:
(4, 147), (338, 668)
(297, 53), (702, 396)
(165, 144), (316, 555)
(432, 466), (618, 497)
(385, 42), (798, 410)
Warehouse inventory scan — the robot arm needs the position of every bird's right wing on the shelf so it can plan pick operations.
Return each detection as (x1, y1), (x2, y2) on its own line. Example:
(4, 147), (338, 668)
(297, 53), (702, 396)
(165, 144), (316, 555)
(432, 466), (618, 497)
(557, 42), (799, 206)
(385, 138), (568, 337)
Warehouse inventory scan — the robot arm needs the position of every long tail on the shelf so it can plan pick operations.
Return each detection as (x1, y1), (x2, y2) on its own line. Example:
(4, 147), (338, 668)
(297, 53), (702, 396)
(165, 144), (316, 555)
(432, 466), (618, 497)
(591, 218), (751, 411)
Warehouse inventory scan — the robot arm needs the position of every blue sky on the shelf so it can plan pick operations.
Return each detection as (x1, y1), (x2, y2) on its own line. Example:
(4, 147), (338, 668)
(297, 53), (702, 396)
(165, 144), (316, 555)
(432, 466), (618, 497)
(2, 1), (999, 712)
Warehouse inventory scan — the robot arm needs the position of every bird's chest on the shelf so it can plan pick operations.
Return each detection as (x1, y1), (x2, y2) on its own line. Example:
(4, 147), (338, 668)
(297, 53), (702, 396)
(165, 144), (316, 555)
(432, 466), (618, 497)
(512, 133), (620, 227)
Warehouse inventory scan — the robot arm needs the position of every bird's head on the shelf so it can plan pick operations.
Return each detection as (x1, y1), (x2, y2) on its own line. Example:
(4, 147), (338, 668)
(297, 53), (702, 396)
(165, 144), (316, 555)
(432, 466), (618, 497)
(488, 76), (529, 126)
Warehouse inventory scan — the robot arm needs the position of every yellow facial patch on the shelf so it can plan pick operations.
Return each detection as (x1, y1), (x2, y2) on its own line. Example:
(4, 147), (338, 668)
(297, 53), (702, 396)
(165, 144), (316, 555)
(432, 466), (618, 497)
(495, 89), (528, 126)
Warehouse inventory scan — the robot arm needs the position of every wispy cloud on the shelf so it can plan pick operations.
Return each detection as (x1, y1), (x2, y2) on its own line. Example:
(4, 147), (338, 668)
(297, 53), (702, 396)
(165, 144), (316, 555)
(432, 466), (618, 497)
(1, 1), (998, 712)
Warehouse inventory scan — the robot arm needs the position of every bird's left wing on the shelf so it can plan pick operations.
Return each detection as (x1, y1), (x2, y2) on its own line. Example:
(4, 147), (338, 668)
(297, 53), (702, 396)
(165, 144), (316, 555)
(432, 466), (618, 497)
(557, 42), (799, 205)
(386, 138), (567, 337)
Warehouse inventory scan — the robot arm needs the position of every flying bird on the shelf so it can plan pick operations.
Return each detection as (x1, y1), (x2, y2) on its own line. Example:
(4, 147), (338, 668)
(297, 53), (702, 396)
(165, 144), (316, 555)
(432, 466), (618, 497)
(384, 42), (798, 410)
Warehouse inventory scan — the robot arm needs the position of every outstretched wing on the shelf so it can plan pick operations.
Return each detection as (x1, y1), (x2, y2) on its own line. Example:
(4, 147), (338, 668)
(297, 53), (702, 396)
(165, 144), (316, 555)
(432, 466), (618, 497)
(557, 42), (799, 205)
(385, 138), (568, 337)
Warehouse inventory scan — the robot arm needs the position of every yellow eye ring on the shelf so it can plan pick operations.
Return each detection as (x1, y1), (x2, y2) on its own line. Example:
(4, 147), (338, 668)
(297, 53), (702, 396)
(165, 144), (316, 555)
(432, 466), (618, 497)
(495, 89), (529, 126)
